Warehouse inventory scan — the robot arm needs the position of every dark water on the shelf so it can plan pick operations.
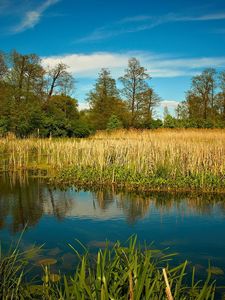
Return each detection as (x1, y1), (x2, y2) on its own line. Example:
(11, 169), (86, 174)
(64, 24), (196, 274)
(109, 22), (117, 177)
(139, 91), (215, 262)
(0, 173), (225, 282)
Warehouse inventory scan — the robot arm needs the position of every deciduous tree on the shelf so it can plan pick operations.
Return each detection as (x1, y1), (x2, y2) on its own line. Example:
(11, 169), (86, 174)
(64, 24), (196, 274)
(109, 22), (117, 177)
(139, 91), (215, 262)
(119, 57), (150, 126)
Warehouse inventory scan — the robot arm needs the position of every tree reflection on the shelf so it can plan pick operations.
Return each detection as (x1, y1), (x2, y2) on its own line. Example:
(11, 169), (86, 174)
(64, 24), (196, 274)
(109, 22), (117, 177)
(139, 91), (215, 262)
(0, 174), (44, 233)
(0, 173), (224, 232)
(93, 190), (114, 210)
(92, 188), (225, 224)
(0, 174), (73, 233)
(47, 187), (73, 220)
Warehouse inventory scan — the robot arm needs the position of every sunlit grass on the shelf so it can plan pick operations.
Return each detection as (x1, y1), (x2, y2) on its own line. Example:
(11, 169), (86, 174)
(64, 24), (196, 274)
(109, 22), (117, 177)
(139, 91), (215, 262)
(0, 129), (225, 191)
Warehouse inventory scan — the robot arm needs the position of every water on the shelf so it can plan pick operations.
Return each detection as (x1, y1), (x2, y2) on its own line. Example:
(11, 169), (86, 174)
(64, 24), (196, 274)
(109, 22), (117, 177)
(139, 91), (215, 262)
(0, 173), (225, 281)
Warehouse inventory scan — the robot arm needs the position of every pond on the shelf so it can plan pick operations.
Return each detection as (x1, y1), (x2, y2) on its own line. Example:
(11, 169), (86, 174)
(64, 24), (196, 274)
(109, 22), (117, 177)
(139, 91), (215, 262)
(0, 173), (225, 281)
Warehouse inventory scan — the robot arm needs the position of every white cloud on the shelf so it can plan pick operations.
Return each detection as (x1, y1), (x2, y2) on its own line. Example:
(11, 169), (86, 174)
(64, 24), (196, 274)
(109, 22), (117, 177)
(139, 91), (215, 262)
(154, 100), (180, 118)
(78, 101), (90, 111)
(179, 13), (225, 21)
(160, 100), (180, 108)
(42, 51), (225, 79)
(42, 52), (129, 77)
(11, 0), (60, 33)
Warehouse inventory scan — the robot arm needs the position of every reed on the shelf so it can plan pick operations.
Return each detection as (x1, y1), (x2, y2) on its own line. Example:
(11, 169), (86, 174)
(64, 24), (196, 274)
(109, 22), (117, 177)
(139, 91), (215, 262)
(0, 236), (218, 299)
(0, 129), (225, 191)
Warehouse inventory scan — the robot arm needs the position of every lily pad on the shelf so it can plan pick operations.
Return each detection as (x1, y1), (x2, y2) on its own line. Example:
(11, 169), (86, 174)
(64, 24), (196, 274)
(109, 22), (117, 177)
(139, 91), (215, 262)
(38, 258), (57, 266)
(207, 266), (224, 275)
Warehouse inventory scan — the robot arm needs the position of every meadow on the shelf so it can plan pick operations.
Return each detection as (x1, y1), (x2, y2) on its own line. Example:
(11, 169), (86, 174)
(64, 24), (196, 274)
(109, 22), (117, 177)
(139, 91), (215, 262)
(0, 129), (225, 192)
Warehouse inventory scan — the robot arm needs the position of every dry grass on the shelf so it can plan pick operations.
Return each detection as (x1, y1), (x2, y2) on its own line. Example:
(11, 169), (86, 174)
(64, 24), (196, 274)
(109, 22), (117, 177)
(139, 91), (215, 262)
(0, 129), (225, 190)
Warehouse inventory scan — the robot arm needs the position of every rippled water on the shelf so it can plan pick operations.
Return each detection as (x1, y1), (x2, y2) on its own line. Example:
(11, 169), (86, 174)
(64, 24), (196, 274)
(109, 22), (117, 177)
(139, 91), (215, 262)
(0, 173), (225, 280)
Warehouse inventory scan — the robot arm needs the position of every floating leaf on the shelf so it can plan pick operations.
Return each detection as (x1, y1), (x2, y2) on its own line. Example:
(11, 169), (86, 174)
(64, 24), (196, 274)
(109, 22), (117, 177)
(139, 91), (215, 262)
(38, 258), (57, 266)
(207, 266), (224, 275)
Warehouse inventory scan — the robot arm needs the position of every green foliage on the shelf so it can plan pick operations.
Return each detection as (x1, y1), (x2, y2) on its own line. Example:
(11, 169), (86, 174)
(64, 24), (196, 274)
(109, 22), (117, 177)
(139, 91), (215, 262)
(0, 117), (9, 137)
(106, 114), (123, 130)
(88, 68), (127, 130)
(0, 236), (41, 299)
(120, 58), (161, 127)
(57, 164), (225, 192)
(0, 236), (218, 299)
(164, 114), (178, 128)
(0, 49), (225, 134)
(149, 118), (163, 129)
(0, 51), (89, 138)
(175, 69), (225, 128)
(71, 121), (92, 138)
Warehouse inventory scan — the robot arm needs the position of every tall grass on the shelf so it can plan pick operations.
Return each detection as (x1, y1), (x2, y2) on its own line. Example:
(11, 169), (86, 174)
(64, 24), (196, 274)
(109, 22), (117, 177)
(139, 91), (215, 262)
(0, 235), (41, 299)
(0, 236), (219, 299)
(0, 129), (225, 191)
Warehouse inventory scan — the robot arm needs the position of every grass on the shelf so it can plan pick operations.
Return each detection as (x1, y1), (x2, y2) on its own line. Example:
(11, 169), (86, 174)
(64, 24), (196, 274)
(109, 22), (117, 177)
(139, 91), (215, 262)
(0, 236), (220, 300)
(0, 129), (225, 192)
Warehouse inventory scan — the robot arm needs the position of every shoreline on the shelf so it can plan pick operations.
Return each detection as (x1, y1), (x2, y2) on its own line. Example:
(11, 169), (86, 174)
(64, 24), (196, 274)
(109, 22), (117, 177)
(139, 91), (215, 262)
(1, 168), (225, 194)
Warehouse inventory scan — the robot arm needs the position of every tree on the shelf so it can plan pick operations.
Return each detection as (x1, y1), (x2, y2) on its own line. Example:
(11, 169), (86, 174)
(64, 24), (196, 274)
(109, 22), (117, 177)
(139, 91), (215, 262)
(218, 71), (225, 120)
(0, 52), (7, 79)
(138, 88), (161, 127)
(119, 57), (150, 126)
(42, 94), (79, 137)
(107, 115), (123, 130)
(0, 49), (94, 137)
(7, 51), (45, 102)
(0, 53), (10, 134)
(163, 106), (170, 120)
(176, 101), (189, 120)
(88, 68), (126, 129)
(163, 106), (177, 128)
(46, 63), (74, 99)
(189, 68), (216, 120)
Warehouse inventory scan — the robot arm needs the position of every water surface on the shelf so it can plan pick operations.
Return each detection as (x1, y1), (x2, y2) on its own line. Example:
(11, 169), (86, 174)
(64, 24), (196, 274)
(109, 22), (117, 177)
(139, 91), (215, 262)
(0, 173), (225, 279)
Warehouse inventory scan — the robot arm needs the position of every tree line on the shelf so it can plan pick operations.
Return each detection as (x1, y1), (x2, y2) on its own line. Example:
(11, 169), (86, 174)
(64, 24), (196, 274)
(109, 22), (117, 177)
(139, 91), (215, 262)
(0, 50), (224, 137)
(174, 68), (225, 128)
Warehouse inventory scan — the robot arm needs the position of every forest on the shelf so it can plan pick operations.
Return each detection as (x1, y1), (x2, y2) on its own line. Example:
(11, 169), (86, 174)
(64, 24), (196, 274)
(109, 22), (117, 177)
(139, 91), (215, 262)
(0, 50), (224, 138)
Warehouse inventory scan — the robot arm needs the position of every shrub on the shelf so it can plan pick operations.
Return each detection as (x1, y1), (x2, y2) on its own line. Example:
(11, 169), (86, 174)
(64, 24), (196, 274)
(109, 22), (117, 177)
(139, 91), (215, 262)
(107, 115), (123, 130)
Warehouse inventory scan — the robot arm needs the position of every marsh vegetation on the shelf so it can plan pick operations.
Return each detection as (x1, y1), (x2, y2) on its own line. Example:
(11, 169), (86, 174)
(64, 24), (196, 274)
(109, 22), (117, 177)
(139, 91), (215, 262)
(0, 129), (224, 192)
(0, 236), (220, 300)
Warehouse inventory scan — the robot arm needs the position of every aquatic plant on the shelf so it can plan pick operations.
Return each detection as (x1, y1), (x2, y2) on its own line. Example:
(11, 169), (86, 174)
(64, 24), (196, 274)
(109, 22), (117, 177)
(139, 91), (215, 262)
(0, 236), (41, 299)
(0, 236), (220, 299)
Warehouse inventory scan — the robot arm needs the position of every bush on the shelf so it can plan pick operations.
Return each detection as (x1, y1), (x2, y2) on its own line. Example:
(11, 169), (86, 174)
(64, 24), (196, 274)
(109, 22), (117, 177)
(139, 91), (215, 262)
(107, 115), (123, 130)
(72, 122), (92, 138)
(163, 115), (177, 128)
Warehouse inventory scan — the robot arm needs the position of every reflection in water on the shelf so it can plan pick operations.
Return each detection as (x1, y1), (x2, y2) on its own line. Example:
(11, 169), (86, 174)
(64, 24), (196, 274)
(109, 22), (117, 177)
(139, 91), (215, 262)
(1, 172), (225, 283)
(0, 173), (73, 232)
(0, 173), (225, 233)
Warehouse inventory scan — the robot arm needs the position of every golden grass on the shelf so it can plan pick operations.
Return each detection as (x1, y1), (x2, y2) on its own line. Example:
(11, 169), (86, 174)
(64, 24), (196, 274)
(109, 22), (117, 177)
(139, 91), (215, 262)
(0, 129), (225, 190)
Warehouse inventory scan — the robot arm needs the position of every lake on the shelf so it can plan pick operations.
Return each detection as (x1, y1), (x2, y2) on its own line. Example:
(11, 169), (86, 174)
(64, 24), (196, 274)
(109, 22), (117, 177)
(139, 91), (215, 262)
(0, 173), (225, 281)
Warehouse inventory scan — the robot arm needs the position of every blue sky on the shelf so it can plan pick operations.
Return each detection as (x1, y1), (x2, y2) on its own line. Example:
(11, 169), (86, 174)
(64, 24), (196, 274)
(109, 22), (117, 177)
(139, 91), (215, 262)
(1, 0), (225, 116)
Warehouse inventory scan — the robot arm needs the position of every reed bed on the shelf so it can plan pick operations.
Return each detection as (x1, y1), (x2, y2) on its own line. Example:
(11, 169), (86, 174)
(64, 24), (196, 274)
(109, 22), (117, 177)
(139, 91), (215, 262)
(0, 129), (225, 191)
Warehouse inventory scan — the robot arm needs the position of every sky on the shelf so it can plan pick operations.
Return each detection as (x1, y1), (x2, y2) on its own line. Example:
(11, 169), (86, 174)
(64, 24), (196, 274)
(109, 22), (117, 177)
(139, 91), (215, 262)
(1, 0), (225, 116)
